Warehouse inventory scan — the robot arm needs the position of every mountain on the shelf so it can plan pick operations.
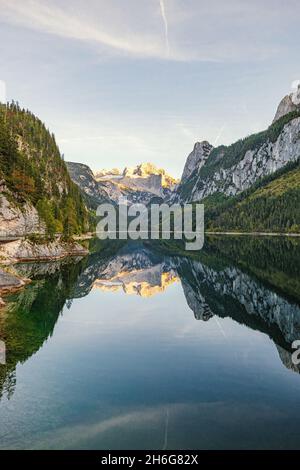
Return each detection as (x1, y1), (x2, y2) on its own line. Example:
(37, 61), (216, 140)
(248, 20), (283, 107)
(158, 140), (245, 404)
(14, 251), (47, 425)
(69, 241), (176, 298)
(67, 161), (178, 207)
(273, 83), (300, 123)
(169, 86), (300, 233)
(0, 102), (90, 238)
(180, 141), (213, 184)
(65, 86), (300, 236)
(121, 162), (178, 188)
(66, 162), (111, 209)
(95, 168), (121, 178)
(93, 270), (178, 297)
(175, 109), (300, 204)
(3, 87), (298, 240)
(96, 162), (178, 201)
(92, 243), (179, 297)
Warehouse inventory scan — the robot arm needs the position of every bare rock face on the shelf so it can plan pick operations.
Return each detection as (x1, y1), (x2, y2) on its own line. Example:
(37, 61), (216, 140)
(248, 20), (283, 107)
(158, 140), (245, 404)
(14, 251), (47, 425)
(122, 162), (178, 188)
(68, 161), (179, 206)
(0, 194), (44, 237)
(181, 141), (213, 184)
(174, 88), (300, 204)
(0, 239), (88, 262)
(175, 116), (300, 203)
(95, 168), (121, 178)
(121, 172), (163, 196)
(66, 162), (109, 206)
(191, 117), (300, 201)
(273, 83), (300, 123)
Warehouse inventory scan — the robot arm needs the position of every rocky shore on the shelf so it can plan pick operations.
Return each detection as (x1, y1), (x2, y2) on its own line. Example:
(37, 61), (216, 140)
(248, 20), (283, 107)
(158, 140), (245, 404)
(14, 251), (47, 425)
(0, 267), (30, 307)
(0, 239), (88, 263)
(0, 238), (89, 305)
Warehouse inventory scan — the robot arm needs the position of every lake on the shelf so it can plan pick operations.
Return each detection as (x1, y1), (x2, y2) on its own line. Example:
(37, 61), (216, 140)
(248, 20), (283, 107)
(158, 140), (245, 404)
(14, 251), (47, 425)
(0, 236), (300, 450)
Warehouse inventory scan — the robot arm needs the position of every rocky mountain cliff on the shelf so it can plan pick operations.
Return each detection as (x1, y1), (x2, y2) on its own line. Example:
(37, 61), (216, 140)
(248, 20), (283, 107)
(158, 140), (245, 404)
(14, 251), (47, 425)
(180, 141), (213, 184)
(121, 162), (178, 188)
(66, 162), (111, 209)
(175, 110), (300, 204)
(67, 161), (178, 207)
(273, 83), (300, 123)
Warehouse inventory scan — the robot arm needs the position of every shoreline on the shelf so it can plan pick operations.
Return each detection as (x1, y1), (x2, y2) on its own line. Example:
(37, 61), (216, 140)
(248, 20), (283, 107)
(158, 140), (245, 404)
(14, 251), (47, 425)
(205, 231), (300, 237)
(0, 238), (89, 265)
(73, 232), (95, 241)
(0, 267), (31, 308)
(0, 239), (89, 300)
(75, 231), (300, 238)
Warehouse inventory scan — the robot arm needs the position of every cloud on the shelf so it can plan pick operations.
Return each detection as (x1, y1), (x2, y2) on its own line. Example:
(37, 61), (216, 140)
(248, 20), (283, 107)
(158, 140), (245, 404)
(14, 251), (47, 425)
(0, 0), (181, 60)
(159, 0), (170, 57)
(9, 403), (194, 450)
(0, 0), (295, 62)
(0, 80), (6, 103)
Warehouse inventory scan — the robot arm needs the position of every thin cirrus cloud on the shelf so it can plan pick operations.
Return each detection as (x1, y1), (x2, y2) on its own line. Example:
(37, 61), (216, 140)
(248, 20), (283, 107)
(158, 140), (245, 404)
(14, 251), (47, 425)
(159, 0), (170, 57)
(0, 0), (183, 60)
(0, 0), (296, 62)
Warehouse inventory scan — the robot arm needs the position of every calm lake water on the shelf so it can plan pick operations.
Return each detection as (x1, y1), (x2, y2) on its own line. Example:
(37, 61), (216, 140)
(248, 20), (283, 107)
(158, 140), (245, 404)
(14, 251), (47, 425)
(0, 236), (300, 450)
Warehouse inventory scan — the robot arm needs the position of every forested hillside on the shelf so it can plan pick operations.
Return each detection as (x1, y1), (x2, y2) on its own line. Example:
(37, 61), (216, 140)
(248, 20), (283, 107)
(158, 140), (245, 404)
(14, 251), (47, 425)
(205, 159), (300, 233)
(0, 102), (90, 238)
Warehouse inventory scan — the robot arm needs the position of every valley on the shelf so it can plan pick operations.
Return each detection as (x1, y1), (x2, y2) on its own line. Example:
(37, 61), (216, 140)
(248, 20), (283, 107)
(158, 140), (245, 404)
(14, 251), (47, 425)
(0, 84), (299, 298)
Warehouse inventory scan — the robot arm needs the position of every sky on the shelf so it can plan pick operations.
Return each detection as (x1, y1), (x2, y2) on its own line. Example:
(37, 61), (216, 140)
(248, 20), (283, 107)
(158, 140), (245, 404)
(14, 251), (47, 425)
(0, 0), (300, 178)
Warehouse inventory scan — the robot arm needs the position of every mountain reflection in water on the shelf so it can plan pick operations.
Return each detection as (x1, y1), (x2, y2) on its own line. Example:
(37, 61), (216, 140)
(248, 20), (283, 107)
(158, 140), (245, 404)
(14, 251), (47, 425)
(0, 236), (300, 449)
